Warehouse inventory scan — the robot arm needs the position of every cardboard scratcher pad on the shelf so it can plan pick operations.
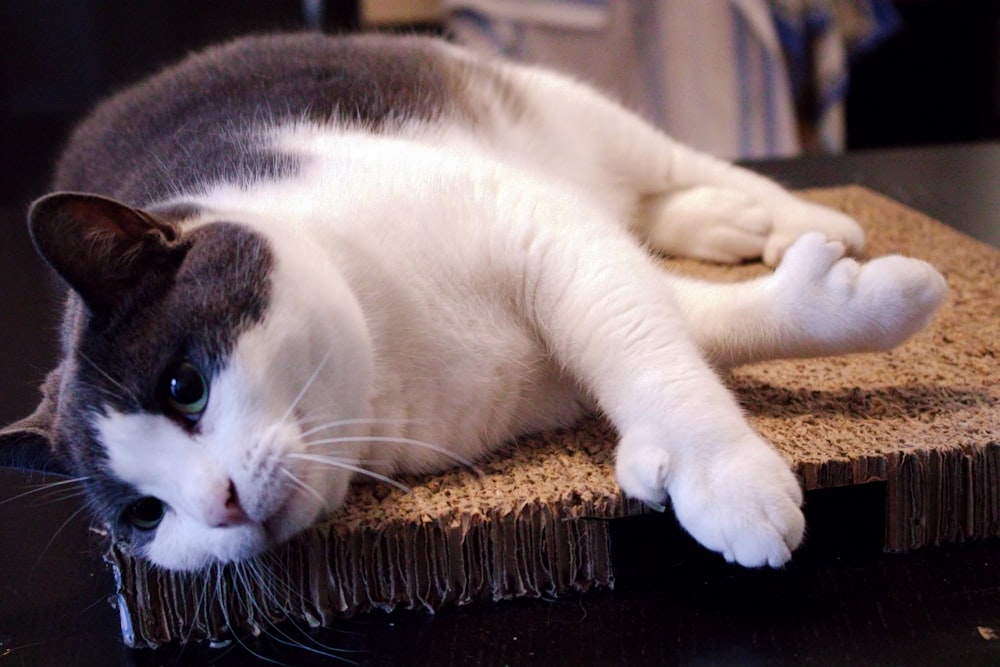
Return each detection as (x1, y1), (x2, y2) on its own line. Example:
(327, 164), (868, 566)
(108, 186), (999, 647)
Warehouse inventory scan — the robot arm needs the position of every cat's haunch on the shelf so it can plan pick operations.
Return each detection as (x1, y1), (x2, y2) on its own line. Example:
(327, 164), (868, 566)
(0, 33), (945, 571)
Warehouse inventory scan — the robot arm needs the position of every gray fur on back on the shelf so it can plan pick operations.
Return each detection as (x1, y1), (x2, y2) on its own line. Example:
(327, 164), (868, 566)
(53, 33), (461, 207)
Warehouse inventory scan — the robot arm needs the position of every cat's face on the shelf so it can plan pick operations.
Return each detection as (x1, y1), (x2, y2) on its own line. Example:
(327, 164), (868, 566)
(0, 194), (374, 571)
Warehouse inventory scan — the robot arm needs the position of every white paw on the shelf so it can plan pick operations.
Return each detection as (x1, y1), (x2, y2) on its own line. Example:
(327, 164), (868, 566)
(616, 430), (805, 568)
(647, 186), (772, 263)
(774, 232), (948, 354)
(669, 438), (805, 568)
(763, 200), (865, 266)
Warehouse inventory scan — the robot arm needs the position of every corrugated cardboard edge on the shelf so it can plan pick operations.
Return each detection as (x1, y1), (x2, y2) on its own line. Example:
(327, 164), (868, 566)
(107, 186), (1000, 647)
(109, 495), (639, 647)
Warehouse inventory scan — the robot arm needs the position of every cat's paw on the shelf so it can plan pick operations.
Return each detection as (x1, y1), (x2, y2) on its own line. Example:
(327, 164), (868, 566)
(774, 232), (948, 354)
(763, 200), (865, 266)
(615, 435), (672, 506)
(615, 430), (804, 568)
(646, 186), (772, 263)
(669, 438), (805, 568)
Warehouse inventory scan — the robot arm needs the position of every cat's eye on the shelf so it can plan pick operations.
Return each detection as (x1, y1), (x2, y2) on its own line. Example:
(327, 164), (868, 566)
(124, 496), (165, 530)
(161, 360), (209, 420)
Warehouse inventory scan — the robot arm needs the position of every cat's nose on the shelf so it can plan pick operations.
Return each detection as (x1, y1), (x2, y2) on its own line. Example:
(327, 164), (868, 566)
(205, 479), (249, 528)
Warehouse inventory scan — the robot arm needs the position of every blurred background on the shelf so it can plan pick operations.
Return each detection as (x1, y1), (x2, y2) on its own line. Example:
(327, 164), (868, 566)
(1, 0), (997, 206)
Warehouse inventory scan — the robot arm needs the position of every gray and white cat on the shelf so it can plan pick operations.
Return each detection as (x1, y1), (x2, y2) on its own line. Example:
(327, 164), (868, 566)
(0, 33), (946, 572)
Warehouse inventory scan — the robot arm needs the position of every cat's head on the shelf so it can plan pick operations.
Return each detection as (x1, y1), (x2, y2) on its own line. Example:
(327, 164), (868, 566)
(0, 193), (374, 571)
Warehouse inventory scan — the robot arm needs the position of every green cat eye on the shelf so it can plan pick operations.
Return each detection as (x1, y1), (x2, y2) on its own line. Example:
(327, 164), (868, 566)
(162, 360), (209, 420)
(124, 496), (165, 530)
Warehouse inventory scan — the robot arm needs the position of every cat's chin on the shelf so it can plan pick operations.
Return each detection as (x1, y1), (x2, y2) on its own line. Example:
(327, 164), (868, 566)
(141, 500), (313, 571)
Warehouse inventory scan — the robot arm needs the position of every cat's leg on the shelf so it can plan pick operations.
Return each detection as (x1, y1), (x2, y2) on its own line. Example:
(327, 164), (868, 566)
(663, 232), (948, 368)
(491, 61), (863, 265)
(508, 210), (805, 567)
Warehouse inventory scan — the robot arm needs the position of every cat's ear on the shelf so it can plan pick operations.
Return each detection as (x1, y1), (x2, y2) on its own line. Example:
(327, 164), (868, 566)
(0, 367), (72, 476)
(28, 192), (186, 314)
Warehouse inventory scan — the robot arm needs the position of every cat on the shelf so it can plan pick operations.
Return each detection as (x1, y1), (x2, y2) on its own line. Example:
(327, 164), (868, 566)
(0, 33), (946, 573)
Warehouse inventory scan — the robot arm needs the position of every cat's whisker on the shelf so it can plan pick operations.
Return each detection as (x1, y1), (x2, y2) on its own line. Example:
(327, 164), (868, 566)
(303, 435), (480, 473)
(180, 568), (212, 646)
(279, 468), (331, 512)
(296, 417), (419, 440)
(215, 564), (279, 666)
(40, 488), (91, 505)
(278, 345), (336, 427)
(233, 561), (261, 620)
(229, 558), (316, 662)
(241, 560), (360, 663)
(80, 379), (128, 405)
(0, 476), (90, 507)
(287, 453), (414, 496)
(39, 503), (90, 559)
(79, 352), (138, 403)
(243, 556), (279, 607)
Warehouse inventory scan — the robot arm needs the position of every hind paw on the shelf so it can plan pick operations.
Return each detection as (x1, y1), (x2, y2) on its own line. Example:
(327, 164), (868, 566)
(774, 232), (947, 354)
(646, 186), (772, 263)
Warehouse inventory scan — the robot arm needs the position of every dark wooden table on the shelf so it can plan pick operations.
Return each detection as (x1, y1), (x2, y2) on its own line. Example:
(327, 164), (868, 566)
(2, 143), (998, 666)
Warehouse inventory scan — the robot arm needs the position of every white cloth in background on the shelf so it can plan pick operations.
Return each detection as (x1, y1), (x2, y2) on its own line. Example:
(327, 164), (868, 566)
(443, 0), (898, 159)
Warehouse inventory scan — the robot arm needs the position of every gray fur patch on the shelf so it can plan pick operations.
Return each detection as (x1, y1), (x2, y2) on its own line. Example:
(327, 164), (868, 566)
(53, 33), (465, 207)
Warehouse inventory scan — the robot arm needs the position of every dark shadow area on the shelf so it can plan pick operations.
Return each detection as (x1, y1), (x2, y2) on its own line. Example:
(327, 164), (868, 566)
(733, 379), (993, 421)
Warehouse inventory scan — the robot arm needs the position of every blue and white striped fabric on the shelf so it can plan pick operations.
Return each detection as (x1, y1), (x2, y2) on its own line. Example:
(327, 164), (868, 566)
(444, 0), (898, 159)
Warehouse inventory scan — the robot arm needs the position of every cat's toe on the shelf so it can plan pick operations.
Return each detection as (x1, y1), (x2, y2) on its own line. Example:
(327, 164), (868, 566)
(764, 204), (865, 266)
(774, 231), (846, 279)
(720, 490), (805, 567)
(614, 431), (671, 506)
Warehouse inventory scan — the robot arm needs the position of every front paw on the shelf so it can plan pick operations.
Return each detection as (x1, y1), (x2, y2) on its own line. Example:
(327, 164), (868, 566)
(616, 432), (805, 568)
(671, 440), (804, 567)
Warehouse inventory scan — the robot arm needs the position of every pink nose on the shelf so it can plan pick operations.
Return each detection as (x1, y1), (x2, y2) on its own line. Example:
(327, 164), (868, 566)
(205, 479), (249, 528)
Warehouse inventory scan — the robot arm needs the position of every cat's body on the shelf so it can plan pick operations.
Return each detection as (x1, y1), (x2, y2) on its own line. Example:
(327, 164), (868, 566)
(1, 34), (946, 572)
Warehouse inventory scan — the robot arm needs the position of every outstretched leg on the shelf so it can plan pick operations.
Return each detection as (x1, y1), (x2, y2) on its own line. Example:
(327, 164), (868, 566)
(504, 201), (806, 567)
(664, 232), (948, 368)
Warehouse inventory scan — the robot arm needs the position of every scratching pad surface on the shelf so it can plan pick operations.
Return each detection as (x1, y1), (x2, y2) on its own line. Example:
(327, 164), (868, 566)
(108, 187), (999, 647)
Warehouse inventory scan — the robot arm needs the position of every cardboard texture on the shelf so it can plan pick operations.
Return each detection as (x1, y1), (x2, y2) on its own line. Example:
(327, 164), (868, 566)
(106, 187), (999, 647)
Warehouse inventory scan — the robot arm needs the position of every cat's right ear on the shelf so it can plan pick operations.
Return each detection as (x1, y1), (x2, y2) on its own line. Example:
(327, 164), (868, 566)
(28, 192), (186, 315)
(0, 367), (71, 476)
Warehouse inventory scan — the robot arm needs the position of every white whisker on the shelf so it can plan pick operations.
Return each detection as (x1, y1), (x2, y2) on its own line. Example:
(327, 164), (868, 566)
(296, 417), (418, 439)
(0, 476), (90, 506)
(279, 346), (335, 426)
(39, 504), (90, 559)
(79, 352), (136, 403)
(229, 555), (360, 663)
(303, 435), (479, 472)
(181, 568), (212, 646)
(280, 468), (330, 511)
(287, 454), (413, 496)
